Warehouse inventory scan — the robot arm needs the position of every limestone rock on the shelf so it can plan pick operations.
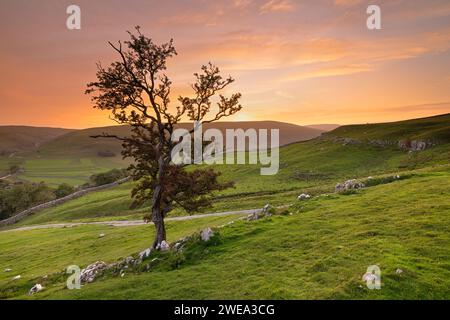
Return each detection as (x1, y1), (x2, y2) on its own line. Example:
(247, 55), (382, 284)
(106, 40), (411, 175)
(139, 248), (152, 259)
(80, 261), (107, 284)
(28, 284), (44, 295)
(335, 179), (365, 193)
(200, 227), (214, 242)
(298, 193), (311, 200)
(157, 240), (170, 251)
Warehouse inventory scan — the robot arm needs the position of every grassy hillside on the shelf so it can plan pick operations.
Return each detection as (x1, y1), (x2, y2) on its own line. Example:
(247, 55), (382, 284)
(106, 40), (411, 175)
(1, 114), (450, 300)
(325, 113), (450, 143)
(2, 167), (449, 299)
(0, 121), (322, 185)
(0, 214), (246, 299)
(16, 134), (449, 226)
(0, 126), (73, 156)
(37, 121), (323, 158)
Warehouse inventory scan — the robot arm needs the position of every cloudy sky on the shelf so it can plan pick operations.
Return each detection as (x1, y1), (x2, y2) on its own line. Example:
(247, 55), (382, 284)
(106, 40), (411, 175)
(0, 0), (449, 128)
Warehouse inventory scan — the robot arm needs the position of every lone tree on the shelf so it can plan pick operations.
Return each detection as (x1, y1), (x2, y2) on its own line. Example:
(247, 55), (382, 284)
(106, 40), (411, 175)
(86, 27), (242, 249)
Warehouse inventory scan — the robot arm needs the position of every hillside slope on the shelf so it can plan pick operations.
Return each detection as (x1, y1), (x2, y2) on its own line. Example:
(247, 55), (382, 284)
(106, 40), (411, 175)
(37, 121), (323, 157)
(3, 167), (449, 299)
(324, 113), (450, 143)
(0, 126), (74, 155)
(13, 113), (450, 225)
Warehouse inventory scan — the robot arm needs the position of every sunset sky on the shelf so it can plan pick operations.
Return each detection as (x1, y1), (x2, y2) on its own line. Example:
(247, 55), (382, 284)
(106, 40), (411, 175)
(0, 0), (449, 128)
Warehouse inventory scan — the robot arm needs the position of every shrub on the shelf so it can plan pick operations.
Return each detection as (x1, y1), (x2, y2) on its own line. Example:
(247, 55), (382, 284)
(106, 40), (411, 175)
(54, 183), (75, 198)
(0, 182), (55, 220)
(89, 168), (128, 186)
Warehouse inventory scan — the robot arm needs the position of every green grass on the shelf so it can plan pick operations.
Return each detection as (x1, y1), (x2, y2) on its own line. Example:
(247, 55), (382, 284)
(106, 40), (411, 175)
(3, 169), (448, 299)
(1, 114), (450, 299)
(16, 156), (128, 187)
(0, 214), (246, 299)
(327, 113), (450, 142)
(14, 137), (449, 226)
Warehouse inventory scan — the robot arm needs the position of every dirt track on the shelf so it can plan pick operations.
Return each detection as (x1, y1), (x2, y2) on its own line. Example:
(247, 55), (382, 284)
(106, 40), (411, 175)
(1, 208), (261, 233)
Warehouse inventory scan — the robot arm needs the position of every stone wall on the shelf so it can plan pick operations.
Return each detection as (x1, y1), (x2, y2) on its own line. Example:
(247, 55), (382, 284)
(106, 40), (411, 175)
(0, 176), (131, 227)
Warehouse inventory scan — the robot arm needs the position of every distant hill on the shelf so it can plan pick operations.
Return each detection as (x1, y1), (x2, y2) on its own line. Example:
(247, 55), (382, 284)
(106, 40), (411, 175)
(37, 121), (324, 157)
(306, 124), (340, 131)
(0, 126), (74, 155)
(324, 113), (450, 144)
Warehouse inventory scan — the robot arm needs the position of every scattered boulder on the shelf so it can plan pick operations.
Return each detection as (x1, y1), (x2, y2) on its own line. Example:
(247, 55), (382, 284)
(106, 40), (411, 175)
(4, 268), (12, 272)
(200, 227), (214, 242)
(362, 272), (380, 283)
(80, 261), (107, 283)
(28, 284), (44, 295)
(298, 193), (311, 200)
(156, 240), (170, 251)
(139, 248), (152, 260)
(398, 139), (431, 151)
(247, 204), (271, 221)
(335, 179), (365, 193)
(124, 256), (134, 264)
(12, 275), (21, 280)
(98, 233), (105, 238)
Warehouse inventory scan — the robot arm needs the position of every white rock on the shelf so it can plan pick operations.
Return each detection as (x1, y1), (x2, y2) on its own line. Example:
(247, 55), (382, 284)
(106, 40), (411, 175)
(362, 272), (379, 283)
(13, 275), (21, 280)
(159, 240), (170, 251)
(4, 268), (12, 272)
(80, 261), (107, 283)
(200, 227), (214, 242)
(99, 233), (105, 238)
(28, 284), (44, 295)
(139, 248), (152, 259)
(298, 193), (311, 200)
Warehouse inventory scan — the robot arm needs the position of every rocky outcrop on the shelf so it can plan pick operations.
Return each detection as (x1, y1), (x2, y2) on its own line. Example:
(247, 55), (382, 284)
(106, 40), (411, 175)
(298, 193), (311, 200)
(80, 261), (108, 283)
(247, 204), (270, 221)
(200, 227), (214, 241)
(335, 179), (365, 193)
(398, 139), (432, 151)
(323, 134), (434, 152)
(28, 284), (44, 295)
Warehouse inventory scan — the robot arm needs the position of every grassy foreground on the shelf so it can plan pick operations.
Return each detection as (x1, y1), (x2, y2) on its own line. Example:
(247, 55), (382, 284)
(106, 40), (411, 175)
(0, 214), (246, 299)
(2, 168), (448, 299)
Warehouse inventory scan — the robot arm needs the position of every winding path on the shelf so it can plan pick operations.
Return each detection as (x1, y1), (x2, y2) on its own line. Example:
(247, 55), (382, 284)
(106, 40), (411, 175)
(0, 208), (261, 233)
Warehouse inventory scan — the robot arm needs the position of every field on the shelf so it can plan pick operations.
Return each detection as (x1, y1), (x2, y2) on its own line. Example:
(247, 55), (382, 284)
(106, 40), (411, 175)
(1, 167), (449, 299)
(0, 114), (449, 299)
(12, 137), (449, 226)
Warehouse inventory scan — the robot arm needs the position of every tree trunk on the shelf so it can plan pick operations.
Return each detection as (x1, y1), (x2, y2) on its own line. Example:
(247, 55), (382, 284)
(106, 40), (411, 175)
(151, 183), (166, 248)
(152, 210), (166, 249)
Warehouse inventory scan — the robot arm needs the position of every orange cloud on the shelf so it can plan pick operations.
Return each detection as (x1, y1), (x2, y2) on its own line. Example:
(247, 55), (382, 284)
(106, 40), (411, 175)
(260, 0), (295, 13)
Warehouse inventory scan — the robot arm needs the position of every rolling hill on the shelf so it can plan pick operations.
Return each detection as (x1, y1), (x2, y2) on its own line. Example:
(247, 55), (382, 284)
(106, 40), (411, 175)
(0, 126), (74, 155)
(324, 113), (450, 143)
(10, 113), (450, 225)
(36, 121), (324, 158)
(0, 121), (324, 185)
(1, 113), (450, 299)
